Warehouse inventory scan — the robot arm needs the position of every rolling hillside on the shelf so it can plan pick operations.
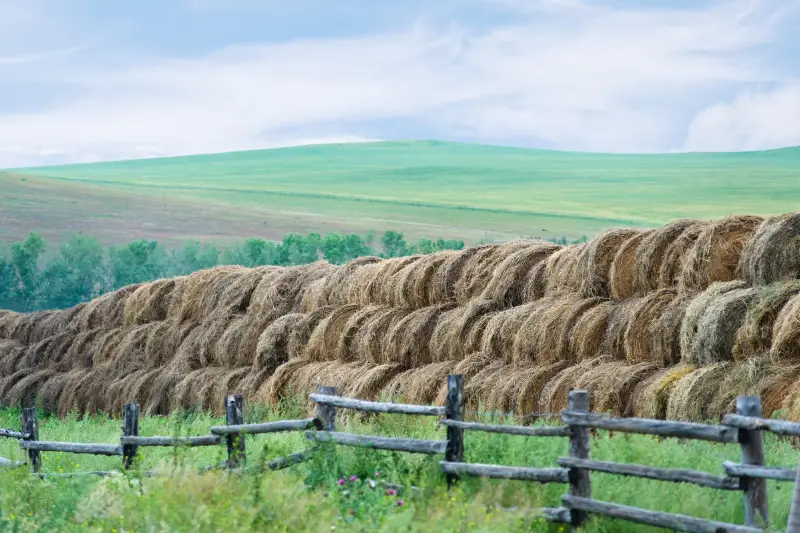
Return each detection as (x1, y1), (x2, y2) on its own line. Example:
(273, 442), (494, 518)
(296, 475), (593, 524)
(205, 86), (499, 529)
(3, 140), (799, 246)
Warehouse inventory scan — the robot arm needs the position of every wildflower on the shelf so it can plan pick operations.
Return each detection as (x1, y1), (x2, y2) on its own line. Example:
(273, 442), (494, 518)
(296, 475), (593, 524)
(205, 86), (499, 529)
(397, 499), (404, 507)
(386, 488), (396, 496)
(337, 478), (345, 486)
(349, 475), (357, 482)
(374, 471), (380, 477)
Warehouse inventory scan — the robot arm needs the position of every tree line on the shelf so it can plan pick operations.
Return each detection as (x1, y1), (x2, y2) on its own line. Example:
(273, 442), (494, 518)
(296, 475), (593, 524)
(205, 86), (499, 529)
(0, 231), (465, 312)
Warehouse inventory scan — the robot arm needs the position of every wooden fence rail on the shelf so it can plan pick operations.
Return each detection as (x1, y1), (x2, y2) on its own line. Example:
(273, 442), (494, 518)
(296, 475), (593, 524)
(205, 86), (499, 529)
(4, 375), (800, 532)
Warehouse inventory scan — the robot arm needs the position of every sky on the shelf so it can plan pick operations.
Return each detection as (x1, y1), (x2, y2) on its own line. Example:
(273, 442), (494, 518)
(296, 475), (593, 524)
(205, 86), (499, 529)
(1, 0), (799, 167)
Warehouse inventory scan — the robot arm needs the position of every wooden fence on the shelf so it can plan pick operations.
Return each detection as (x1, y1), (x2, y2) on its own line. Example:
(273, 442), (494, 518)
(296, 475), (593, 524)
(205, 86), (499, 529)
(3, 374), (800, 532)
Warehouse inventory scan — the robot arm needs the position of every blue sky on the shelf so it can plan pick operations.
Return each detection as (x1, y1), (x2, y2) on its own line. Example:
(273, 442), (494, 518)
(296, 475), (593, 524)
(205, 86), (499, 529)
(1, 0), (799, 167)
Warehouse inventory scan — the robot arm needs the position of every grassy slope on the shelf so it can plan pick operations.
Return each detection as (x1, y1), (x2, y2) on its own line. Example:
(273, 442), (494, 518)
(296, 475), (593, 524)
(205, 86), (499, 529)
(5, 140), (800, 246)
(0, 406), (796, 532)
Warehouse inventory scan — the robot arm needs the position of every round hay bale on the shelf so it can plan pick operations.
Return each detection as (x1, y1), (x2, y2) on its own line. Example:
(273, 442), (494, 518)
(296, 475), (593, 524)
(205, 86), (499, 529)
(392, 252), (455, 309)
(382, 361), (455, 405)
(609, 231), (655, 300)
(623, 289), (678, 364)
(481, 303), (543, 363)
(456, 241), (532, 304)
(770, 292), (800, 363)
(733, 281), (800, 360)
(458, 359), (507, 412)
(658, 222), (708, 288)
(708, 359), (777, 420)
(296, 277), (328, 313)
(630, 364), (697, 419)
(385, 303), (457, 366)
(0, 339), (25, 375)
(143, 370), (186, 415)
(250, 262), (336, 315)
(106, 323), (160, 372)
(285, 306), (338, 361)
(171, 315), (233, 372)
(0, 310), (21, 338)
(574, 361), (660, 416)
(28, 307), (80, 344)
(176, 266), (251, 322)
(353, 307), (408, 364)
(39, 372), (70, 414)
(314, 257), (381, 307)
(679, 280), (748, 363)
(686, 287), (759, 365)
(761, 364), (800, 417)
(344, 363), (406, 400)
(576, 229), (642, 298)
(634, 220), (700, 294)
(429, 299), (503, 362)
(344, 256), (420, 307)
(512, 362), (569, 417)
(3, 368), (55, 408)
(740, 213), (800, 286)
(666, 363), (731, 422)
(511, 297), (565, 365)
(569, 300), (615, 361)
(544, 244), (587, 296)
(599, 298), (642, 361)
(214, 311), (282, 367)
(122, 278), (182, 326)
(539, 356), (614, 413)
(305, 304), (362, 362)
(432, 245), (492, 303)
(254, 313), (307, 371)
(650, 297), (690, 366)
(481, 243), (560, 306)
(76, 284), (143, 332)
(678, 215), (763, 294)
(63, 327), (105, 370)
(144, 319), (199, 369)
(259, 359), (310, 404)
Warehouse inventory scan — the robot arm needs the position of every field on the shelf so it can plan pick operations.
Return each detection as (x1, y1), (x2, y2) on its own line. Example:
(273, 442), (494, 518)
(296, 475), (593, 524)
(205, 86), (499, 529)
(3, 141), (800, 246)
(1, 405), (798, 532)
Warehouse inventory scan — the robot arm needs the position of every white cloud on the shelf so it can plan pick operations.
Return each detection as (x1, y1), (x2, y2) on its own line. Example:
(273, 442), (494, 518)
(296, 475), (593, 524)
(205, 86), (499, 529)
(0, 0), (797, 166)
(684, 81), (800, 152)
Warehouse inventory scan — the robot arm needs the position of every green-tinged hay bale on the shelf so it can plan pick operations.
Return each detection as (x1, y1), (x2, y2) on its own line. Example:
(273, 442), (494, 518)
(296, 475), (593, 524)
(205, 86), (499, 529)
(544, 243), (587, 296)
(679, 215), (763, 294)
(762, 365), (800, 417)
(353, 308), (409, 364)
(76, 284), (142, 332)
(144, 319), (198, 369)
(651, 297), (690, 366)
(315, 257), (381, 307)
(39, 373), (70, 414)
(393, 252), (455, 309)
(122, 278), (182, 326)
(433, 245), (492, 303)
(569, 300), (615, 361)
(3, 368), (55, 408)
(385, 303), (457, 366)
(214, 311), (282, 368)
(770, 293), (800, 363)
(623, 289), (678, 364)
(455, 241), (532, 304)
(382, 361), (455, 405)
(286, 306), (339, 360)
(254, 313), (307, 370)
(511, 362), (570, 417)
(634, 220), (700, 294)
(481, 303), (543, 363)
(679, 280), (748, 362)
(171, 315), (235, 372)
(687, 287), (759, 365)
(575, 229), (642, 298)
(539, 356), (614, 413)
(452, 246), (503, 304)
(482, 243), (560, 306)
(631, 364), (697, 419)
(304, 304), (362, 362)
(708, 360), (777, 419)
(666, 363), (731, 422)
(345, 363), (406, 400)
(574, 362), (660, 416)
(429, 299), (504, 362)
(609, 231), (654, 300)
(63, 328), (105, 370)
(741, 213), (800, 286)
(658, 222), (708, 288)
(734, 281), (800, 360)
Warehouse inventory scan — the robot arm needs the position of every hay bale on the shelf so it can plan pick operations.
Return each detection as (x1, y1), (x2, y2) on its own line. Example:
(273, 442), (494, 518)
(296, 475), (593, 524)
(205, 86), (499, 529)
(0, 339), (25, 375)
(658, 222), (708, 288)
(576, 229), (642, 298)
(39, 372), (70, 414)
(686, 287), (759, 365)
(259, 359), (311, 404)
(455, 241), (532, 304)
(285, 306), (338, 361)
(385, 303), (457, 366)
(678, 215), (763, 294)
(481, 243), (560, 306)
(630, 364), (697, 419)
(0, 310), (21, 338)
(76, 284), (143, 332)
(144, 319), (199, 369)
(609, 231), (654, 300)
(63, 328), (105, 370)
(544, 244), (586, 296)
(429, 299), (503, 362)
(708, 360), (776, 420)
(761, 364), (800, 417)
(512, 362), (569, 417)
(171, 315), (234, 372)
(344, 363), (405, 399)
(481, 303), (543, 363)
(392, 252), (455, 309)
(539, 356), (614, 413)
(650, 297), (690, 366)
(215, 311), (282, 367)
(623, 289), (678, 364)
(770, 292), (800, 363)
(599, 298), (642, 361)
(574, 361), (660, 416)
(296, 277), (328, 313)
(314, 257), (381, 307)
(569, 300), (615, 361)
(382, 361), (455, 405)
(305, 304), (362, 362)
(344, 256), (420, 307)
(433, 245), (492, 303)
(122, 278), (182, 326)
(3, 368), (55, 408)
(741, 213), (800, 286)
(634, 220), (700, 294)
(679, 280), (748, 363)
(733, 281), (800, 360)
(353, 308), (408, 364)
(176, 266), (251, 321)
(666, 363), (731, 422)
(250, 262), (336, 315)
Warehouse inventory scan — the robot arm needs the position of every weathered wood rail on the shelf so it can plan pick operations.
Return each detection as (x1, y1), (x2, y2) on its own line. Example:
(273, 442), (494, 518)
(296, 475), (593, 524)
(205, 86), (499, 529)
(4, 375), (800, 532)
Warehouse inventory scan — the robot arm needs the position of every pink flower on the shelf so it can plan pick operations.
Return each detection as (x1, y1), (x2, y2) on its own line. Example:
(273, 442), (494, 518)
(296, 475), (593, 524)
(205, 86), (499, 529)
(386, 489), (396, 496)
(374, 471), (380, 478)
(397, 499), (404, 507)
(349, 475), (357, 482)
(337, 479), (345, 486)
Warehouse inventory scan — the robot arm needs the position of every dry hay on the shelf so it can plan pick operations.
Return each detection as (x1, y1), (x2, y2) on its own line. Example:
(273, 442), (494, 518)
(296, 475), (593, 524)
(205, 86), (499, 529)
(343, 256), (420, 307)
(733, 281), (800, 360)
(539, 356), (614, 413)
(623, 289), (678, 364)
(634, 220), (700, 294)
(650, 297), (690, 367)
(609, 231), (654, 300)
(770, 292), (800, 363)
(678, 215), (763, 294)
(741, 213), (800, 286)
(658, 222), (708, 288)
(685, 287), (759, 365)
(481, 243), (560, 306)
(2, 368), (56, 408)
(599, 298), (642, 361)
(761, 364), (800, 417)
(385, 303), (457, 366)
(4, 310), (55, 345)
(29, 331), (78, 372)
(544, 243), (587, 296)
(27, 307), (82, 345)
(38, 372), (71, 414)
(259, 359), (311, 404)
(0, 310), (21, 338)
(481, 303), (543, 363)
(0, 339), (25, 375)
(576, 229), (642, 298)
(666, 363), (731, 422)
(250, 262), (336, 315)
(296, 277), (328, 313)
(312, 257), (381, 308)
(170, 367), (229, 413)
(76, 284), (142, 332)
(285, 306), (338, 361)
(63, 328), (106, 370)
(630, 364), (697, 419)
(176, 266), (252, 321)
(679, 280), (748, 363)
(458, 359), (511, 412)
(569, 300), (615, 361)
(172, 315), (234, 372)
(144, 320), (199, 369)
(429, 299), (503, 362)
(392, 252), (456, 309)
(143, 370), (186, 416)
(353, 307), (409, 364)
(707, 360), (779, 419)
(511, 362), (570, 417)
(344, 363), (405, 399)
(305, 304), (362, 362)
(432, 245), (492, 303)
(381, 361), (455, 405)
(455, 241), (533, 304)
(104, 323), (161, 372)
(122, 278), (183, 326)
(574, 361), (661, 416)
(511, 298), (564, 365)
(334, 306), (389, 362)
(214, 311), (282, 367)
(57, 367), (112, 416)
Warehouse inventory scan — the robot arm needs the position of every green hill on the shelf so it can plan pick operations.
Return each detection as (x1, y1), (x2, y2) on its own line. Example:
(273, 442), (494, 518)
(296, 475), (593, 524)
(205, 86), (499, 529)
(3, 140), (799, 246)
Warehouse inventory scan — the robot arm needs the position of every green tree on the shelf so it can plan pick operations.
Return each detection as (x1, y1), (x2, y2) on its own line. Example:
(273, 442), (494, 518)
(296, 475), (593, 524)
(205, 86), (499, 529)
(38, 234), (106, 309)
(380, 231), (408, 258)
(109, 239), (168, 288)
(10, 232), (46, 310)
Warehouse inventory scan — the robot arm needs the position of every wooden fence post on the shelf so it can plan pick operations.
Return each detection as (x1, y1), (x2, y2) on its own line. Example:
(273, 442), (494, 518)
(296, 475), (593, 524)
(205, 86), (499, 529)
(736, 396), (769, 528)
(445, 374), (464, 489)
(787, 455), (800, 533)
(122, 403), (140, 470)
(21, 407), (41, 473)
(567, 390), (591, 531)
(316, 386), (337, 432)
(225, 395), (246, 469)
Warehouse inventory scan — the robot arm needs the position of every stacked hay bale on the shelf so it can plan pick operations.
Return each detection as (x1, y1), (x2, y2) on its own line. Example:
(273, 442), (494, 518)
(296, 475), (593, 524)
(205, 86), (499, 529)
(3, 213), (800, 422)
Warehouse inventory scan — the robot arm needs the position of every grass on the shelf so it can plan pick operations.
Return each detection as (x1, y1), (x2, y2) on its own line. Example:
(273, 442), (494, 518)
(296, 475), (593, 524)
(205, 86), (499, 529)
(1, 403), (798, 532)
(3, 140), (800, 246)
